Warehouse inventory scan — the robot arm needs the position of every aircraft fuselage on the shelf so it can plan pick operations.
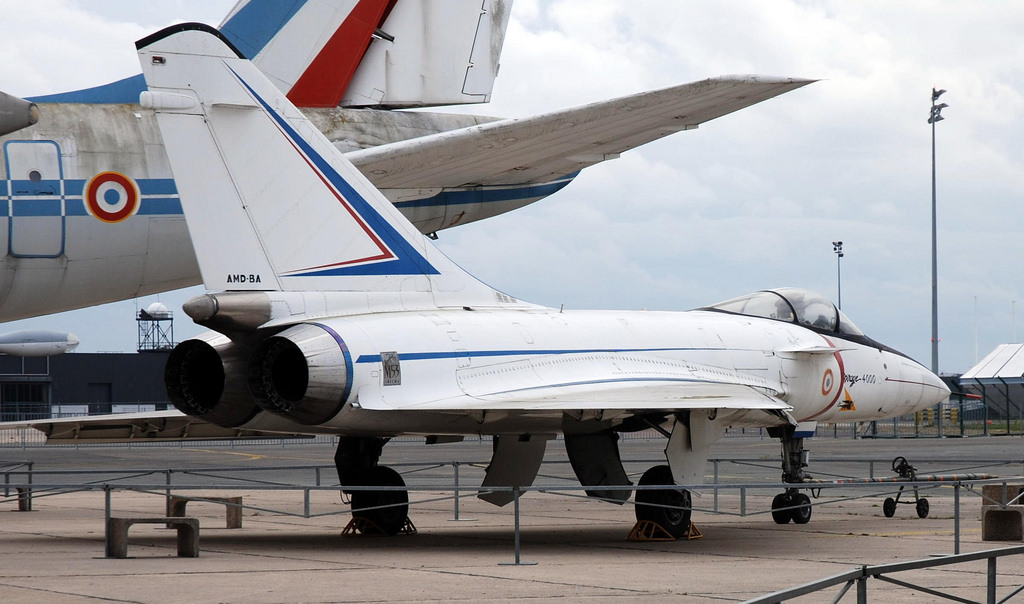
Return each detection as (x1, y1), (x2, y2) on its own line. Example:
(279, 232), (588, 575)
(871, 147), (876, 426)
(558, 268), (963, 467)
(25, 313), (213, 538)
(175, 305), (948, 438)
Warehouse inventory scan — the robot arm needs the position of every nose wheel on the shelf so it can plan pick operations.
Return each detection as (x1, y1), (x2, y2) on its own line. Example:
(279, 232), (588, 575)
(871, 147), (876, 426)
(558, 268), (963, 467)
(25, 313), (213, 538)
(771, 490), (812, 525)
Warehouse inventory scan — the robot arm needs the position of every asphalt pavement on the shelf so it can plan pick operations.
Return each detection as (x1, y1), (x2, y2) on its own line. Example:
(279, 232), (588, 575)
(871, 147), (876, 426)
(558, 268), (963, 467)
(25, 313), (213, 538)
(1, 434), (1023, 603)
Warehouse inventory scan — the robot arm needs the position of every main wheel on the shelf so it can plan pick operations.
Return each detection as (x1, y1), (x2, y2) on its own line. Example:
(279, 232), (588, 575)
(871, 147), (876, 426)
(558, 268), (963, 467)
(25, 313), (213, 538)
(882, 496), (897, 518)
(635, 465), (692, 539)
(771, 493), (793, 524)
(351, 465), (409, 535)
(916, 498), (930, 519)
(791, 492), (812, 524)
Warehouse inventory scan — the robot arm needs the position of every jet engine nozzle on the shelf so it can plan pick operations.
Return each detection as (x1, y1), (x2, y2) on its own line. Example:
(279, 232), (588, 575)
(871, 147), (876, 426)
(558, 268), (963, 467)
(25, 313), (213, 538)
(0, 90), (39, 136)
(165, 333), (261, 427)
(248, 323), (350, 425)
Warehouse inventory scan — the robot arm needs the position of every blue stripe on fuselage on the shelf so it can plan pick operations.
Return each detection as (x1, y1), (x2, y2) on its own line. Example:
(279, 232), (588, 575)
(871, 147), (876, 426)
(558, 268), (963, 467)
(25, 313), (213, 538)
(26, 1), (308, 104)
(355, 347), (721, 364)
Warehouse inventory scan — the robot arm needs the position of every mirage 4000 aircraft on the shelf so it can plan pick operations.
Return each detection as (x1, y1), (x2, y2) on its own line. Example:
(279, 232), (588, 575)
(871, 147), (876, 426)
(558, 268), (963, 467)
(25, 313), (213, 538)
(19, 24), (948, 538)
(0, 0), (810, 329)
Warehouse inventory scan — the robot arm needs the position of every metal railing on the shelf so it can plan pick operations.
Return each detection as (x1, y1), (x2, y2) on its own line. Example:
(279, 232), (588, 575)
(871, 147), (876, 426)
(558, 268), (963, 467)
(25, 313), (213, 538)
(743, 545), (1024, 604)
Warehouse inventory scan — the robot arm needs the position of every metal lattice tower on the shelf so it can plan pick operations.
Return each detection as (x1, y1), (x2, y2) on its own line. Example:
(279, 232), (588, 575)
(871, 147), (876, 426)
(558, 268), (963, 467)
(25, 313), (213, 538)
(137, 302), (175, 352)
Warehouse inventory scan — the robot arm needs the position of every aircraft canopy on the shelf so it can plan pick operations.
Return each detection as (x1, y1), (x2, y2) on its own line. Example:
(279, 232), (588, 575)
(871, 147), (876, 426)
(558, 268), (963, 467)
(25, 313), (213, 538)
(704, 288), (864, 336)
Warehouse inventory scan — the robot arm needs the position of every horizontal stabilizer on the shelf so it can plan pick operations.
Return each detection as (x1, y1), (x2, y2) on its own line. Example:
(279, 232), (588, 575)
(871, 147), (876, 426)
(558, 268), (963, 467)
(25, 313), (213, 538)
(2, 411), (310, 443)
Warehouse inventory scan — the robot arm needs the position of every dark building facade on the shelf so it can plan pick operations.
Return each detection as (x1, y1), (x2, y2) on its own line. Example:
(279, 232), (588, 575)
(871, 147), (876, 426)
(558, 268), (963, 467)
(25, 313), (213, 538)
(0, 352), (170, 420)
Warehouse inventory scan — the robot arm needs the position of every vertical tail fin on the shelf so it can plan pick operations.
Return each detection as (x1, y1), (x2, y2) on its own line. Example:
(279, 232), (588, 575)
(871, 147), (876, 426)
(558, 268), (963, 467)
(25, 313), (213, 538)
(136, 24), (503, 307)
(221, 0), (513, 109)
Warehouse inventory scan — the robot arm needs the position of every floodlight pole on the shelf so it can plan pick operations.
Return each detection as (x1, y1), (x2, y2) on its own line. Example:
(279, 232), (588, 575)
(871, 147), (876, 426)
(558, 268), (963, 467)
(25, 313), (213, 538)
(928, 88), (947, 375)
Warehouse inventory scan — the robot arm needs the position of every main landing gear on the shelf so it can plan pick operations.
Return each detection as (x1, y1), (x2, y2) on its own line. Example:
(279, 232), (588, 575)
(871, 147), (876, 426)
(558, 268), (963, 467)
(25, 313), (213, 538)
(768, 426), (814, 525)
(633, 465), (693, 539)
(335, 437), (411, 535)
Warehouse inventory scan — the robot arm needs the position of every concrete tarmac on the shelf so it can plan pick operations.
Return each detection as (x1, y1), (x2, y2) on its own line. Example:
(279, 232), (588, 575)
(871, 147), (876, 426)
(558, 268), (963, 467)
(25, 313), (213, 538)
(2, 435), (1024, 603)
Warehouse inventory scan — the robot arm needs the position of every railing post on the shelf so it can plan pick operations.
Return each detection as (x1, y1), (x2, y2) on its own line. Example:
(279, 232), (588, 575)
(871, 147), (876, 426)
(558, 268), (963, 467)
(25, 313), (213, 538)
(987, 557), (997, 604)
(104, 485), (112, 555)
(165, 469), (172, 516)
(953, 483), (961, 555)
(304, 488), (311, 518)
(453, 462), (461, 521)
(713, 460), (720, 513)
(500, 487), (536, 566)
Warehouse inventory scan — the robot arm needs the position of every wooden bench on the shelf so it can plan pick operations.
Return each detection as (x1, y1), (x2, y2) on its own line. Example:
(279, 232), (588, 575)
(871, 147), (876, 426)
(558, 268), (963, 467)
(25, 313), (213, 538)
(167, 495), (243, 528)
(106, 517), (199, 558)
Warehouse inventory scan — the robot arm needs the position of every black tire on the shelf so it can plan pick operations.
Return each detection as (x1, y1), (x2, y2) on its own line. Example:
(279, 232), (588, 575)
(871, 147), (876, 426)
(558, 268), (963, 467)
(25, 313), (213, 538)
(771, 493), (793, 524)
(635, 465), (692, 539)
(791, 492), (812, 524)
(883, 497), (897, 518)
(916, 498), (930, 519)
(351, 466), (409, 535)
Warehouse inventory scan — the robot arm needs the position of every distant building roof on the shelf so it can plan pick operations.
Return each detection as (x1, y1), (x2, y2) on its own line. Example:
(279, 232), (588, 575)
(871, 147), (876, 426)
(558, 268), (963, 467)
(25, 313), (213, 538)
(960, 343), (1024, 420)
(961, 343), (1024, 383)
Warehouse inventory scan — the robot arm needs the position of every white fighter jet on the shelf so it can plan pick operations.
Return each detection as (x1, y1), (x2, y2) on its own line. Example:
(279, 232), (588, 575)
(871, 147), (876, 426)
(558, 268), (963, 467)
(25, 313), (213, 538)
(19, 24), (949, 538)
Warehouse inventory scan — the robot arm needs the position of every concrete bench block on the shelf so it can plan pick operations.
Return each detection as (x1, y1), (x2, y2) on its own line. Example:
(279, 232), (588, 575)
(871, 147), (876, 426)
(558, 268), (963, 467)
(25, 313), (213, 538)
(106, 517), (199, 558)
(982, 506), (1024, 542)
(167, 495), (243, 529)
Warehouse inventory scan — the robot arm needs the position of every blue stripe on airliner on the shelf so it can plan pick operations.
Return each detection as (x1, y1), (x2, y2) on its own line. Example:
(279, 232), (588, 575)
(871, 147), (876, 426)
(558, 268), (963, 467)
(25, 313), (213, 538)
(220, 0), (308, 60)
(12, 199), (61, 217)
(355, 347), (721, 364)
(65, 199), (85, 216)
(137, 198), (184, 215)
(393, 175), (578, 210)
(138, 179), (178, 195)
(1, 174), (566, 221)
(26, 74), (148, 104)
(7, 180), (61, 196)
(26, 1), (307, 104)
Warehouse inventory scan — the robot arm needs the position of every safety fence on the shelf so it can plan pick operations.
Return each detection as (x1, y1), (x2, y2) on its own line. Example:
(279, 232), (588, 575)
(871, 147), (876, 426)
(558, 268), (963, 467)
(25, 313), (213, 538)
(3, 458), (1024, 553)
(3, 458), (1024, 600)
(742, 545), (1024, 604)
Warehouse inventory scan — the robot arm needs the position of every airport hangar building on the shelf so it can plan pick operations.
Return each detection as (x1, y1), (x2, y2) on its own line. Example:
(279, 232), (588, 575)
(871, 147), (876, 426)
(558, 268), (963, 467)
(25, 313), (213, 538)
(0, 351), (170, 421)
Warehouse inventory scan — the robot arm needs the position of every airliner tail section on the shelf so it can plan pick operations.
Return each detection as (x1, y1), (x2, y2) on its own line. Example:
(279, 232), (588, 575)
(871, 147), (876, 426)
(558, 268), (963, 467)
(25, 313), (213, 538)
(223, 0), (512, 109)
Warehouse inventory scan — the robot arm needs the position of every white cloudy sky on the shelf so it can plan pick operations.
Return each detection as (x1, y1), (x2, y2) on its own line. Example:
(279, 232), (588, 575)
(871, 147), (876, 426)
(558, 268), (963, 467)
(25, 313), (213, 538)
(2, 1), (1024, 376)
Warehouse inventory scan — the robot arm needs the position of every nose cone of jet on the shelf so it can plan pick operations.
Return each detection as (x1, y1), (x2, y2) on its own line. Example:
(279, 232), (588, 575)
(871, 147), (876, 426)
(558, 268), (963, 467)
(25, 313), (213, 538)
(901, 358), (950, 414)
(922, 367), (951, 407)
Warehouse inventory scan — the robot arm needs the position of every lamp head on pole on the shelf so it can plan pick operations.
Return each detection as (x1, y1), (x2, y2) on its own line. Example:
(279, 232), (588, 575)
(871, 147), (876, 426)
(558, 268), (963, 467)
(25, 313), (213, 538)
(929, 88), (949, 123)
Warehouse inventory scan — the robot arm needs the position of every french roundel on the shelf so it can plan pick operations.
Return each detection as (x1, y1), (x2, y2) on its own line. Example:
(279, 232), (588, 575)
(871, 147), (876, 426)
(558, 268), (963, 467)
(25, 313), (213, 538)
(85, 171), (140, 223)
(821, 368), (835, 396)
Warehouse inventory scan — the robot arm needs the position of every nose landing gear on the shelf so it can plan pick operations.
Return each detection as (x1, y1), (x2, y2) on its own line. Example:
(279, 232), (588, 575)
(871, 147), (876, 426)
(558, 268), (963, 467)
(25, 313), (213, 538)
(769, 425), (815, 525)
